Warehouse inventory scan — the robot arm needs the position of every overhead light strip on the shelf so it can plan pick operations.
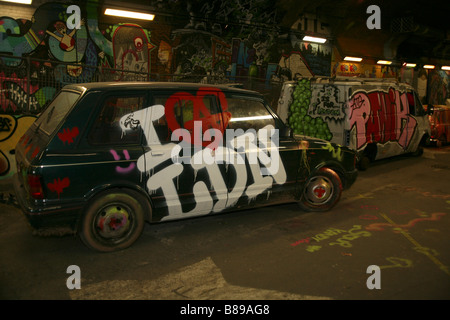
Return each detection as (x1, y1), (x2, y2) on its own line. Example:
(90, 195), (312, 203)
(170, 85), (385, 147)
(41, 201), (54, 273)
(302, 36), (327, 44)
(0, 0), (32, 4)
(344, 56), (363, 62)
(377, 60), (392, 65)
(104, 8), (155, 21)
(403, 63), (416, 68)
(423, 65), (435, 69)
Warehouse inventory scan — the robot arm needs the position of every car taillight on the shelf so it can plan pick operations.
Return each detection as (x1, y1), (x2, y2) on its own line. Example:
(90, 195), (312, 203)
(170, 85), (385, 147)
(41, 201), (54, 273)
(28, 174), (44, 199)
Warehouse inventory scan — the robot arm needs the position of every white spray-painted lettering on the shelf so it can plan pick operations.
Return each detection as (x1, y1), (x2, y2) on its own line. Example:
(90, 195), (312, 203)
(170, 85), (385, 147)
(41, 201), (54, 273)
(120, 105), (287, 221)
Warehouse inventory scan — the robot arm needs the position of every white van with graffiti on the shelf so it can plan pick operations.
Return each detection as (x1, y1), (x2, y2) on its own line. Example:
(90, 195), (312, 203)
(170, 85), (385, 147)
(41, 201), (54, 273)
(277, 77), (432, 169)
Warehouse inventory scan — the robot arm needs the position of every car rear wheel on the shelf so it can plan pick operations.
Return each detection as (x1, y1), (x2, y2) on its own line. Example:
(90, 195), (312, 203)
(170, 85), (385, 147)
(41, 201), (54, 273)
(79, 189), (145, 252)
(298, 168), (343, 212)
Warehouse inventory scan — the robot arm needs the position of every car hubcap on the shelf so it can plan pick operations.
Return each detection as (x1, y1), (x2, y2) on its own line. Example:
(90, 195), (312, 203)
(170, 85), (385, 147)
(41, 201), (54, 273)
(304, 176), (333, 205)
(95, 204), (131, 240)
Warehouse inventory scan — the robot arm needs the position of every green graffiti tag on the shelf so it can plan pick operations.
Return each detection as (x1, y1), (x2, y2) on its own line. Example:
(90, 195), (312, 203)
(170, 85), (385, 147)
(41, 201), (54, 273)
(321, 142), (343, 161)
(288, 79), (333, 140)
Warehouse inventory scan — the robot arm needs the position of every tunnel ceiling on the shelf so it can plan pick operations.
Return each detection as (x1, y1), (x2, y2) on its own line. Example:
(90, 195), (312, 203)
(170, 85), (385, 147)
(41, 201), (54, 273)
(107, 0), (450, 62)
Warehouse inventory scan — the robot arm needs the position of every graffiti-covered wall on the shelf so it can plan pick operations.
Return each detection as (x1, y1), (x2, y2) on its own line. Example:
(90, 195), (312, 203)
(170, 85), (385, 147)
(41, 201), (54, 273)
(0, 0), (334, 179)
(427, 70), (450, 106)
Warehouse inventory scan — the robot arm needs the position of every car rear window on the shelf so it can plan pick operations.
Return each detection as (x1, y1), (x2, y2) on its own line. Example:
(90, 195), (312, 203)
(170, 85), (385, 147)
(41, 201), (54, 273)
(34, 90), (81, 136)
(88, 93), (145, 145)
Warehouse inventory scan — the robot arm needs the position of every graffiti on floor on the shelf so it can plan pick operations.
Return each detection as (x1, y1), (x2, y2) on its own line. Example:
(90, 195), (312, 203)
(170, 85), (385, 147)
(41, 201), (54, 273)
(365, 212), (446, 232)
(379, 257), (413, 270)
(290, 204), (448, 256)
(290, 225), (372, 251)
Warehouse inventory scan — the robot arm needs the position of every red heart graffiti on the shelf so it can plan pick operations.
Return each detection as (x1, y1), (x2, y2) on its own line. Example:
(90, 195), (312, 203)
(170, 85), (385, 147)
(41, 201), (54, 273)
(47, 177), (70, 198)
(165, 88), (231, 148)
(57, 127), (79, 145)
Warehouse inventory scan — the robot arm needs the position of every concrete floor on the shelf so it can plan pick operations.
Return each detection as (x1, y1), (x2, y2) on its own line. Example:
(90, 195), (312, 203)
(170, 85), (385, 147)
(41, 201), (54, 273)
(1, 146), (449, 302)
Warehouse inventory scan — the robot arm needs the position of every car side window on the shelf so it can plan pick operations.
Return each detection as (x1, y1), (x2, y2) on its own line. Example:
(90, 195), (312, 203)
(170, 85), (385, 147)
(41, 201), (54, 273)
(226, 97), (275, 131)
(89, 94), (145, 145)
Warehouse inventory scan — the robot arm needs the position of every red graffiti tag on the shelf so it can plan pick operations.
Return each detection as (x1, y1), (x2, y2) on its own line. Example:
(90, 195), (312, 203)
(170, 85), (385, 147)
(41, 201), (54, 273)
(365, 212), (446, 232)
(57, 127), (79, 145)
(349, 89), (417, 149)
(47, 177), (70, 198)
(165, 88), (231, 147)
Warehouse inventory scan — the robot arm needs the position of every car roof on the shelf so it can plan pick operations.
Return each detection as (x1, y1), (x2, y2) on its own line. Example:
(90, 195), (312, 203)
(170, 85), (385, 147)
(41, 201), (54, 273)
(63, 82), (260, 96)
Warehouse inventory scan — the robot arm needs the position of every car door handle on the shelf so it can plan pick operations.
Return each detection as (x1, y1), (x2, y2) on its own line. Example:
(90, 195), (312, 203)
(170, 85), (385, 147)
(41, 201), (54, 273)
(151, 151), (164, 156)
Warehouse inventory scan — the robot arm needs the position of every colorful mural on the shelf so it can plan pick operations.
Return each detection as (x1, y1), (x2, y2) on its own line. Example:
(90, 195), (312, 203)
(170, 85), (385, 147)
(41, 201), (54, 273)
(0, 0), (334, 179)
(427, 70), (449, 105)
(2, 0), (443, 178)
(0, 114), (36, 177)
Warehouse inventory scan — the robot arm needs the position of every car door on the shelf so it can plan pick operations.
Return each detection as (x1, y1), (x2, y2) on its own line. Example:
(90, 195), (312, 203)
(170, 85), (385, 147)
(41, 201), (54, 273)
(222, 94), (300, 209)
(84, 91), (147, 197)
(141, 88), (229, 221)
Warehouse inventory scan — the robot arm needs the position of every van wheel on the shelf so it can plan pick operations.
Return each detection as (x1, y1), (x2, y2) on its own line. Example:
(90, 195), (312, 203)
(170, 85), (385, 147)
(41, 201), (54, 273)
(298, 168), (343, 212)
(358, 155), (370, 171)
(80, 189), (145, 252)
(412, 145), (424, 157)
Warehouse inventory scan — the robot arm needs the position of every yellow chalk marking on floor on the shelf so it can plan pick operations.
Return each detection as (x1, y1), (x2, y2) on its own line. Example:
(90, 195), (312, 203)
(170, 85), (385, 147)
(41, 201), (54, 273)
(380, 213), (450, 276)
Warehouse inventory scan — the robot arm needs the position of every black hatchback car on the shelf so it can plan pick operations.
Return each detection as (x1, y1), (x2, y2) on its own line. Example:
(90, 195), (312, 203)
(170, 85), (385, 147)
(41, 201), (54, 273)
(14, 82), (358, 252)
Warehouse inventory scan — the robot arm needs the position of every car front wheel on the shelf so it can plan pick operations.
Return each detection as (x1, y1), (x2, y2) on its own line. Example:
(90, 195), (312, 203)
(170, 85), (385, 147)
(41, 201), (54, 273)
(79, 189), (146, 252)
(298, 168), (343, 212)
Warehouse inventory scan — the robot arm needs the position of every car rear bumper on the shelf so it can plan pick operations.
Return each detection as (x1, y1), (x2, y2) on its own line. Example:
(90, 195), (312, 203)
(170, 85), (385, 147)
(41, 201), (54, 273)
(13, 174), (82, 234)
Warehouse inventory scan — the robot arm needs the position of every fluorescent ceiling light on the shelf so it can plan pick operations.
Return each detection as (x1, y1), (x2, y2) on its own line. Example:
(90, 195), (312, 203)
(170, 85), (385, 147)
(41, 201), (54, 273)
(230, 115), (273, 122)
(423, 65), (435, 69)
(377, 60), (392, 65)
(441, 66), (450, 71)
(104, 8), (155, 21)
(302, 36), (327, 44)
(344, 56), (363, 62)
(403, 63), (416, 68)
(0, 0), (32, 4)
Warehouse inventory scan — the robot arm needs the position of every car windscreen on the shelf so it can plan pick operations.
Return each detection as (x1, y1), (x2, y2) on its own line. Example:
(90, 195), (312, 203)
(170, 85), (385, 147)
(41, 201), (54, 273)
(34, 90), (81, 136)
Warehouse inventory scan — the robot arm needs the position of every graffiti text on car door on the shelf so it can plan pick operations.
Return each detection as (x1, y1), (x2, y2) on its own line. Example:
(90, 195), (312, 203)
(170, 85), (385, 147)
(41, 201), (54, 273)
(120, 104), (287, 221)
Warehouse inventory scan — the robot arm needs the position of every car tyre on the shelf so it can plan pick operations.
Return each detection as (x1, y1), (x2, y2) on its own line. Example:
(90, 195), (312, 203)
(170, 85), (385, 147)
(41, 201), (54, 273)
(79, 189), (145, 252)
(298, 168), (343, 212)
(411, 144), (424, 157)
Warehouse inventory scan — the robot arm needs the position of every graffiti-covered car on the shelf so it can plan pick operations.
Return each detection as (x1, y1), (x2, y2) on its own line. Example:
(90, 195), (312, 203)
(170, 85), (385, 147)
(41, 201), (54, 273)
(277, 77), (433, 170)
(13, 82), (358, 252)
